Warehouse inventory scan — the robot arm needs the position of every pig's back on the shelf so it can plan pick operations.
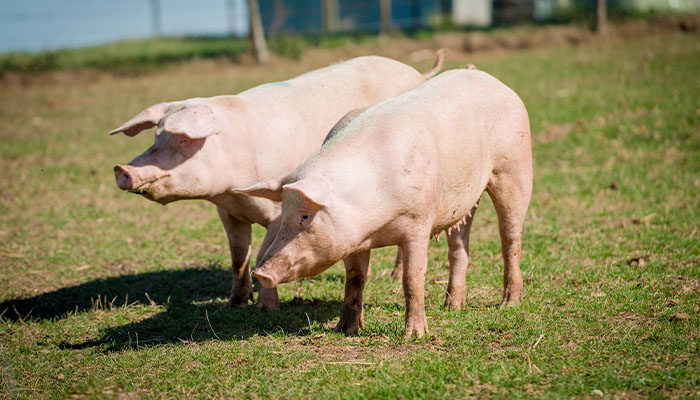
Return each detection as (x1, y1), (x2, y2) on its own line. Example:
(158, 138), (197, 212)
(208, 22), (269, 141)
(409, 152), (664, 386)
(237, 56), (424, 126)
(235, 56), (426, 178)
(362, 68), (529, 231)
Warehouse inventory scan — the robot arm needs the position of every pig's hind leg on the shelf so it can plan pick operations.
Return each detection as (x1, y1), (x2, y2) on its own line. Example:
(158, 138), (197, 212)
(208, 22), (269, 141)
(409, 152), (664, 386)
(218, 208), (254, 307)
(444, 206), (477, 310)
(390, 247), (404, 281)
(486, 163), (532, 306)
(335, 250), (371, 335)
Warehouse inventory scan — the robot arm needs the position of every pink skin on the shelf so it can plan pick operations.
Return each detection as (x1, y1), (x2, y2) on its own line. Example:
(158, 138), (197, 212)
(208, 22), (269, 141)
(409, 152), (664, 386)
(236, 68), (532, 337)
(110, 54), (444, 310)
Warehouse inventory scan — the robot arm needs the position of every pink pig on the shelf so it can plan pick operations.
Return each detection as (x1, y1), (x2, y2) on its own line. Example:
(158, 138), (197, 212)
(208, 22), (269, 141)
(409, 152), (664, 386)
(110, 54), (444, 309)
(234, 67), (532, 337)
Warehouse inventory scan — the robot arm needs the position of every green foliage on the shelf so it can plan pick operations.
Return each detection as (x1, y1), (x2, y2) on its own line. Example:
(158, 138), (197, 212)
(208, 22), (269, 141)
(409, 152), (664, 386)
(0, 36), (249, 74)
(268, 35), (308, 60)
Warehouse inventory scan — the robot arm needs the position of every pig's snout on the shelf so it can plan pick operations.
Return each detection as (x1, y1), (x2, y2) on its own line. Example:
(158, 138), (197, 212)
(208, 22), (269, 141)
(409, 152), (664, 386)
(114, 165), (134, 190)
(253, 267), (281, 288)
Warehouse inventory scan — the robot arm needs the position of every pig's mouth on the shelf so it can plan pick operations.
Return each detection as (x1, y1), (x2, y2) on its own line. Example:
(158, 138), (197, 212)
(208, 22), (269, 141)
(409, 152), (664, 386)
(253, 269), (278, 288)
(253, 261), (296, 288)
(253, 256), (332, 288)
(128, 174), (170, 197)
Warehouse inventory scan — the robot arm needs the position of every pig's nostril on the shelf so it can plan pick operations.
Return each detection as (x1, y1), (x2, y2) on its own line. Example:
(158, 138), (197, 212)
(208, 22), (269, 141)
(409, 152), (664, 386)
(114, 165), (133, 190)
(254, 269), (277, 288)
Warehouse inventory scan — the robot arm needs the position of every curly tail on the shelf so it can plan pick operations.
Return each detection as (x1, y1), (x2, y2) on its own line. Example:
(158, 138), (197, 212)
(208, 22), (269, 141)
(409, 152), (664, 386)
(421, 48), (445, 79)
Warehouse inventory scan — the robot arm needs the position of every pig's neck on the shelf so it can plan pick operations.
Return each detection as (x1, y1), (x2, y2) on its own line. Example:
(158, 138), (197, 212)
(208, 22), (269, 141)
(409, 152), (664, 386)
(208, 191), (281, 228)
(301, 153), (394, 253)
(204, 118), (282, 228)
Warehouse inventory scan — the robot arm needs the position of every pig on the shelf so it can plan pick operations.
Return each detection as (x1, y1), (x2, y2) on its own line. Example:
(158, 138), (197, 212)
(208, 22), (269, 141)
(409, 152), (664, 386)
(233, 67), (532, 337)
(110, 52), (444, 310)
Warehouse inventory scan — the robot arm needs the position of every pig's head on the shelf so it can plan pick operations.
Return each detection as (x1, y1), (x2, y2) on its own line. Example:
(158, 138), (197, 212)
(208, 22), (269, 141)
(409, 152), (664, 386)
(234, 175), (352, 287)
(110, 102), (228, 204)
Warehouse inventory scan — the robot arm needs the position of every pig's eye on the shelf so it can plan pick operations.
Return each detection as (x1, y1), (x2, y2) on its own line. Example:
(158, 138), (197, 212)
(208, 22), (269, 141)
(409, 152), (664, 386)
(300, 215), (309, 225)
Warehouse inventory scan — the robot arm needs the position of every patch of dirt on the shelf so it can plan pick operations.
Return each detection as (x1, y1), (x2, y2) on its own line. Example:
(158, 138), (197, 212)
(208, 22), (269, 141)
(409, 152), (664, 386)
(664, 275), (700, 295)
(669, 311), (690, 322)
(309, 343), (414, 362)
(105, 262), (138, 275)
(466, 382), (507, 396)
(612, 388), (700, 399)
(466, 286), (501, 306)
(627, 256), (649, 267)
(604, 311), (656, 327)
(288, 296), (326, 308)
(535, 122), (575, 144)
(67, 385), (139, 399)
(461, 24), (595, 54)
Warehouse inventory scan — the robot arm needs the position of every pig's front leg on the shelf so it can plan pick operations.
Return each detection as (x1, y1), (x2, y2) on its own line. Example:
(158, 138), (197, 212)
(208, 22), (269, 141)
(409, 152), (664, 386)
(218, 208), (253, 307)
(254, 221), (281, 310)
(335, 250), (371, 335)
(401, 239), (429, 338)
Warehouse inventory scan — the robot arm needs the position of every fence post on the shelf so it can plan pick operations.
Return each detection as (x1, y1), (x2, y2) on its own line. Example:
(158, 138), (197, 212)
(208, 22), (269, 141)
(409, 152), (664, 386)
(380, 0), (392, 33)
(595, 0), (607, 35)
(322, 0), (339, 32)
(247, 0), (269, 64)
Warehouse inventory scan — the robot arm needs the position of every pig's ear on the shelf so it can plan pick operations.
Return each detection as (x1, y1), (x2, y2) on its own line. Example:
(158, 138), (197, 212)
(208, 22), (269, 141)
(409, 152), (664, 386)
(231, 177), (284, 202)
(108, 102), (169, 136)
(283, 177), (332, 208)
(164, 105), (219, 139)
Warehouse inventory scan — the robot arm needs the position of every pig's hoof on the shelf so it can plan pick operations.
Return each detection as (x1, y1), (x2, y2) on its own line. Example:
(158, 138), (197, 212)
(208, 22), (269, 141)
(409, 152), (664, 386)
(228, 295), (252, 308)
(228, 287), (254, 308)
(390, 267), (403, 281)
(500, 290), (522, 307)
(256, 298), (280, 310)
(443, 293), (466, 311)
(404, 314), (428, 338)
(334, 308), (364, 335)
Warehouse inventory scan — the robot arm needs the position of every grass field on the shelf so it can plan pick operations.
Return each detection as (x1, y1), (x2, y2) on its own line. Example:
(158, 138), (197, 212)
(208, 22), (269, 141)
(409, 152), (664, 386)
(1, 29), (699, 398)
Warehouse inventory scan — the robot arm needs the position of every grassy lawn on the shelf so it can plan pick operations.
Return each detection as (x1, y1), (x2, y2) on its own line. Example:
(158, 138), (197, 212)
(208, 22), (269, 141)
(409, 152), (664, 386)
(0, 37), (249, 74)
(1, 30), (699, 398)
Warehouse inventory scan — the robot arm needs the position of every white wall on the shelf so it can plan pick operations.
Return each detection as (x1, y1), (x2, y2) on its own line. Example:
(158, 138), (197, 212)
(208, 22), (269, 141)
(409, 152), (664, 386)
(452, 0), (492, 27)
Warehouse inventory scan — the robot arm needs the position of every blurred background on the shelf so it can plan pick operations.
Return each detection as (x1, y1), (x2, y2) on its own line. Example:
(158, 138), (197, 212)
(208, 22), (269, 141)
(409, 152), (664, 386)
(2, 0), (699, 70)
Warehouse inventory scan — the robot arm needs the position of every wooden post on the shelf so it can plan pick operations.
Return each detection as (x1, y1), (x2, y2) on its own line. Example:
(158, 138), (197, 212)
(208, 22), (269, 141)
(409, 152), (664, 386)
(595, 0), (607, 35)
(322, 0), (339, 32)
(380, 0), (392, 33)
(247, 0), (269, 64)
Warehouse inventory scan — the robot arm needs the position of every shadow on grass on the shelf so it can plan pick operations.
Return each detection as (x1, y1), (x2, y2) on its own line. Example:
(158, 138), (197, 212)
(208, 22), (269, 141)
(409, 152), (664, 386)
(0, 263), (342, 351)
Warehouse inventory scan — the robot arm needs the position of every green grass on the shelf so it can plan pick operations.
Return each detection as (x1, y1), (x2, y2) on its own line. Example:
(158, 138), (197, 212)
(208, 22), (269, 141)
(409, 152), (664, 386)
(0, 36), (250, 74)
(1, 31), (699, 398)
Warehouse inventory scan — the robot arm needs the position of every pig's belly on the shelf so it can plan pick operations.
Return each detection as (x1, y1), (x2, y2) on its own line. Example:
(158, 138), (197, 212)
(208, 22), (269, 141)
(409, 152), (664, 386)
(431, 146), (490, 235)
(431, 183), (485, 235)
